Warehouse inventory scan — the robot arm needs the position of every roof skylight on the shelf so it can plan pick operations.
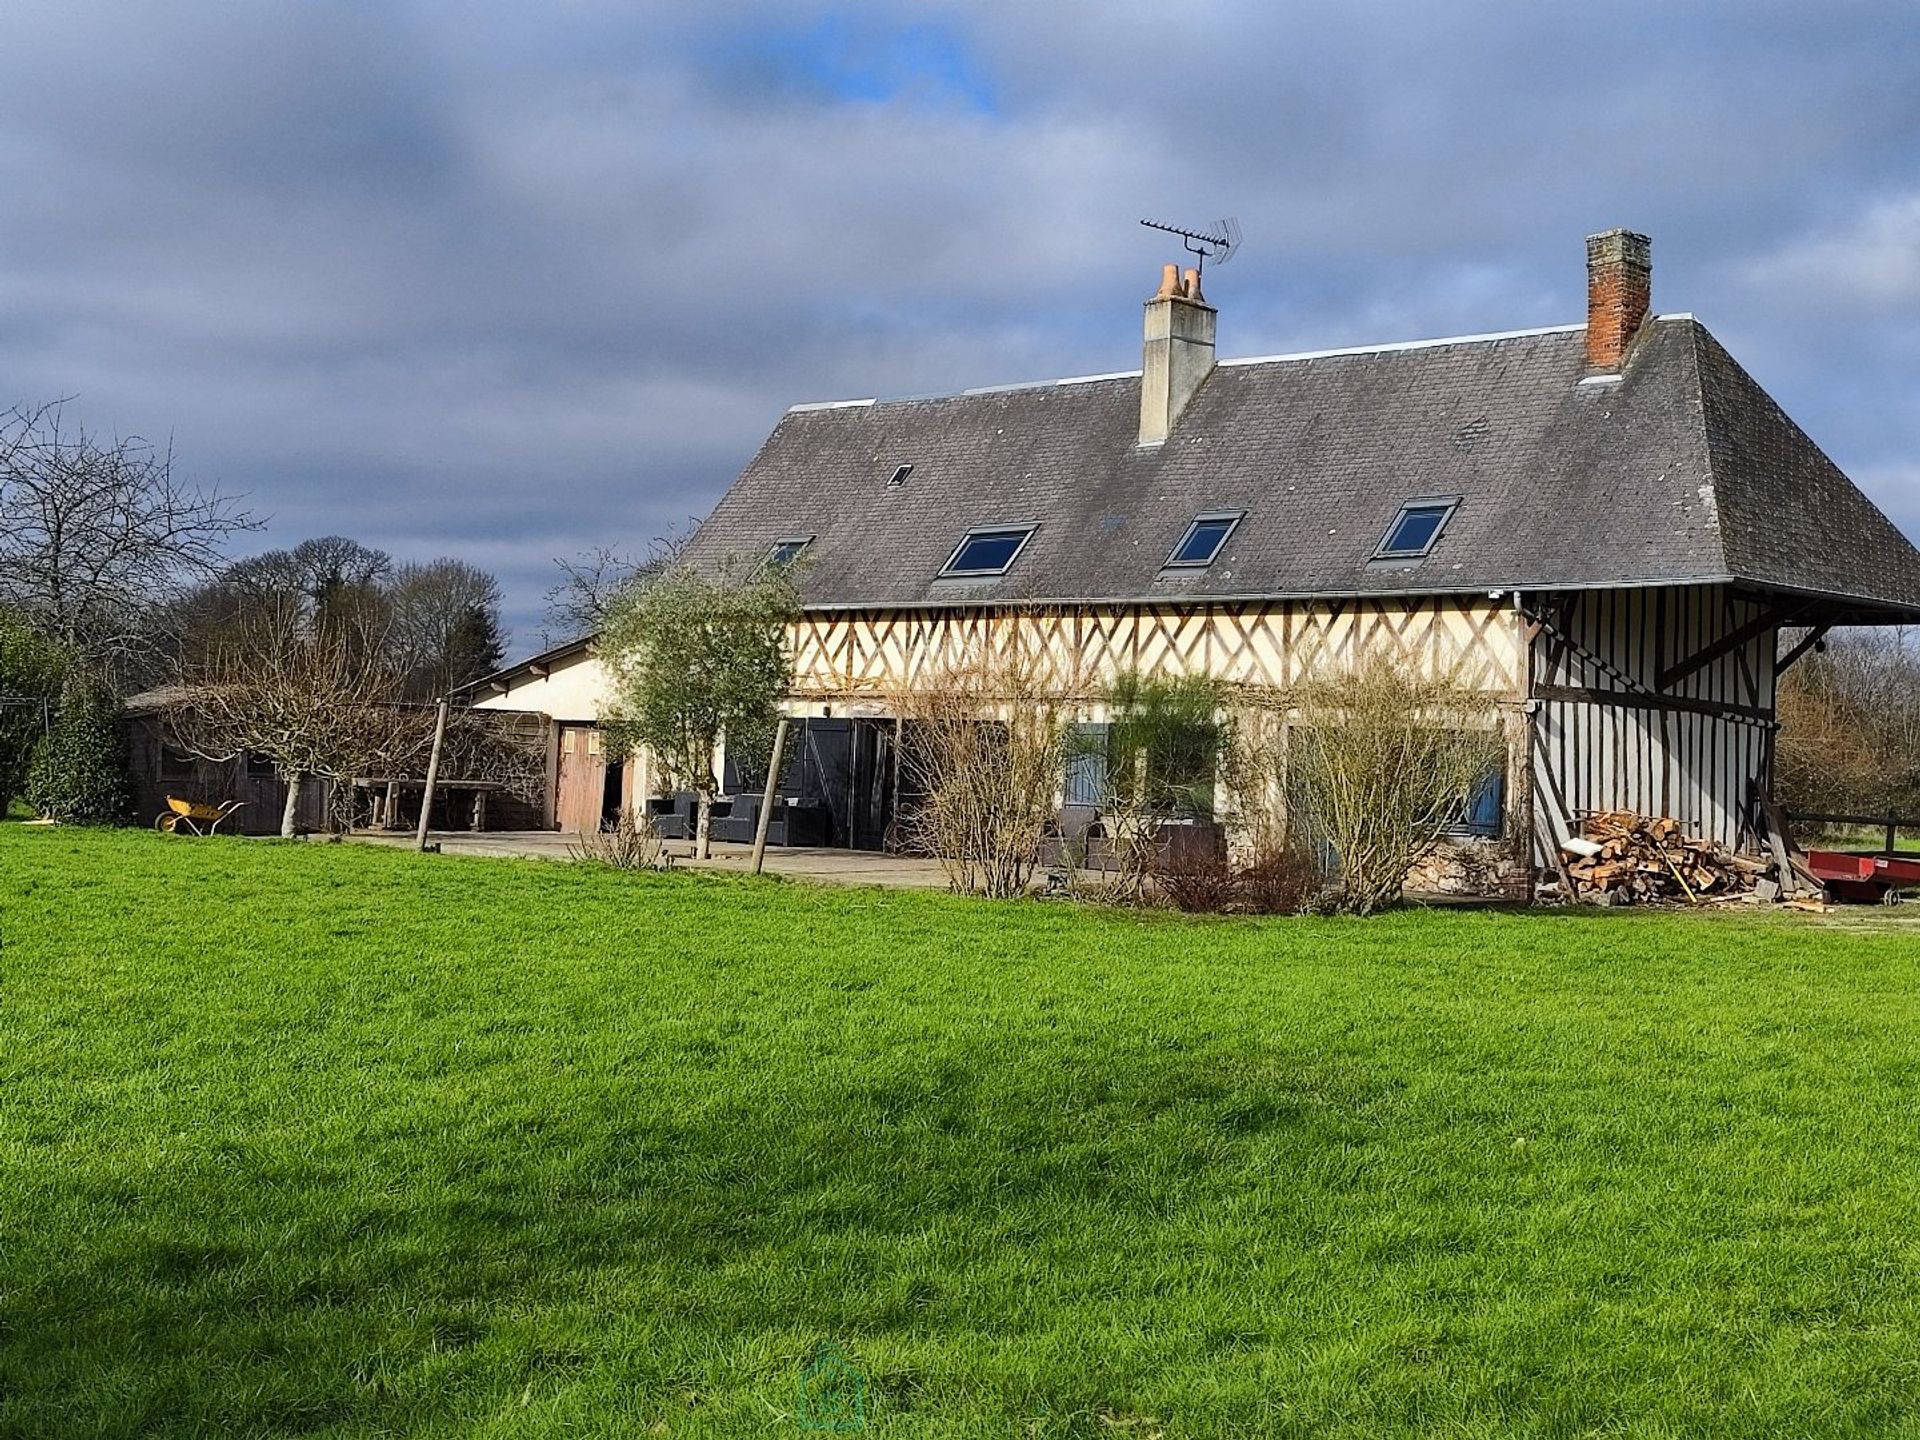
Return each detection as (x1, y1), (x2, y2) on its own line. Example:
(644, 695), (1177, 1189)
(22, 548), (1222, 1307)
(941, 525), (1035, 577)
(1374, 500), (1457, 560)
(768, 536), (813, 567)
(1165, 512), (1242, 569)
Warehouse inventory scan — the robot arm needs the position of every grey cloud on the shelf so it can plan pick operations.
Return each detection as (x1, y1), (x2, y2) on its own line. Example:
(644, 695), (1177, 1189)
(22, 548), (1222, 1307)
(4, 1), (1920, 642)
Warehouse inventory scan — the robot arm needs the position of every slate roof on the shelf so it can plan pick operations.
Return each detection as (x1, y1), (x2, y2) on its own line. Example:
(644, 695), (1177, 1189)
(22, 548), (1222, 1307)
(679, 315), (1920, 620)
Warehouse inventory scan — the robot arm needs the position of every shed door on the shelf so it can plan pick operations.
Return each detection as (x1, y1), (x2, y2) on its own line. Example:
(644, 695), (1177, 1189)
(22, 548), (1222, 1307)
(556, 725), (606, 834)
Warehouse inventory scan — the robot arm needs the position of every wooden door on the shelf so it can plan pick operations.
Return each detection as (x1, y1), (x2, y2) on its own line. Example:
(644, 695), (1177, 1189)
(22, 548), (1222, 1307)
(556, 724), (606, 834)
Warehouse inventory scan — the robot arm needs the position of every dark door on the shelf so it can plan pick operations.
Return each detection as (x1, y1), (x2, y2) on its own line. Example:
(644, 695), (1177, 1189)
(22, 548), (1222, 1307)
(802, 720), (853, 845)
(849, 720), (897, 851)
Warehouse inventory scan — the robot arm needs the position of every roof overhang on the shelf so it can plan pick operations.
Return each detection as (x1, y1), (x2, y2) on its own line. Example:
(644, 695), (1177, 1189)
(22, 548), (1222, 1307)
(454, 633), (598, 696)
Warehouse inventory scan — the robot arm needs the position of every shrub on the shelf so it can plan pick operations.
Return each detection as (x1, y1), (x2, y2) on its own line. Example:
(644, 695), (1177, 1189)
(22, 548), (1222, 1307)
(1283, 657), (1505, 916)
(1154, 847), (1240, 913)
(0, 611), (67, 811)
(1234, 845), (1324, 915)
(893, 638), (1078, 899)
(569, 806), (667, 871)
(1153, 841), (1322, 915)
(26, 677), (129, 823)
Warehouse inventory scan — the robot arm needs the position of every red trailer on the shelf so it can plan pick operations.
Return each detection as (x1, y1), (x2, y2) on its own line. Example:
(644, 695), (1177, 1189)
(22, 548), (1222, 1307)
(1802, 850), (1920, 904)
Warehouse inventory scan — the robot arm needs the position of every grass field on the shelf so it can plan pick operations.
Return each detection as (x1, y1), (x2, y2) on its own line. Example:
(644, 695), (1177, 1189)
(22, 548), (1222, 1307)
(3, 827), (1920, 1437)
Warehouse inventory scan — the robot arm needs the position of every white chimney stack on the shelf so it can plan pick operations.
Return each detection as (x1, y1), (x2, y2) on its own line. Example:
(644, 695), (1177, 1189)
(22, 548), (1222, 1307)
(1138, 263), (1216, 446)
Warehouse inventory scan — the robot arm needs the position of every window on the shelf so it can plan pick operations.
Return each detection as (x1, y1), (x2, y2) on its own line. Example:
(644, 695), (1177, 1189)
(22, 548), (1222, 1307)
(940, 525), (1035, 577)
(1452, 767), (1505, 837)
(768, 536), (813, 567)
(1375, 499), (1457, 559)
(1064, 723), (1109, 806)
(159, 746), (194, 782)
(1165, 512), (1242, 568)
(245, 751), (276, 779)
(887, 463), (914, 488)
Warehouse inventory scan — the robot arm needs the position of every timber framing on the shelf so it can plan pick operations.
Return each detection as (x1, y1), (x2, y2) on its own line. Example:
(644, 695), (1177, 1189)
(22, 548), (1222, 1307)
(1656, 600), (1811, 691)
(1774, 625), (1833, 676)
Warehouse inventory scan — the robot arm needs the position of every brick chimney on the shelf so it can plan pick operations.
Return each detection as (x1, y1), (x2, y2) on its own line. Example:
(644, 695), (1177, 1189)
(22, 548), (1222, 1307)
(1585, 228), (1652, 373)
(1139, 263), (1216, 445)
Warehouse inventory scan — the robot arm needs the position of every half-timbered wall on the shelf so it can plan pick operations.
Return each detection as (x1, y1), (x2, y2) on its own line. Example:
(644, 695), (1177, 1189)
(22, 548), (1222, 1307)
(1530, 585), (1775, 856)
(787, 596), (1523, 701)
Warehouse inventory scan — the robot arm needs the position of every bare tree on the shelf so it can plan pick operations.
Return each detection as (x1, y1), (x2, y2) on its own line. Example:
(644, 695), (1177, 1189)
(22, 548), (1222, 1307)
(1777, 625), (1920, 820)
(892, 637), (1080, 899)
(543, 527), (692, 643)
(169, 595), (419, 835)
(389, 559), (506, 700)
(1278, 656), (1506, 915)
(0, 400), (257, 681)
(224, 536), (392, 629)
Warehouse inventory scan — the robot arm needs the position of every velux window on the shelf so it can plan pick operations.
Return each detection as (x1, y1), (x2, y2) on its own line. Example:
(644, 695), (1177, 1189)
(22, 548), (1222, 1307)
(1165, 511), (1242, 568)
(768, 536), (813, 567)
(1375, 499), (1457, 559)
(941, 525), (1035, 577)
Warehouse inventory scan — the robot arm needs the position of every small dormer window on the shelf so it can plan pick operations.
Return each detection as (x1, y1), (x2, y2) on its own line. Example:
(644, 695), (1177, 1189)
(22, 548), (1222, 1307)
(887, 463), (914, 488)
(941, 525), (1035, 577)
(769, 536), (813, 567)
(1375, 499), (1457, 559)
(1165, 511), (1242, 569)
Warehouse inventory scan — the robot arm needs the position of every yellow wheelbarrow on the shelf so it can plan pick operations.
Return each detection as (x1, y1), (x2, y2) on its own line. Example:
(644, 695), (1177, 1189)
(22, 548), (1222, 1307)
(154, 796), (245, 835)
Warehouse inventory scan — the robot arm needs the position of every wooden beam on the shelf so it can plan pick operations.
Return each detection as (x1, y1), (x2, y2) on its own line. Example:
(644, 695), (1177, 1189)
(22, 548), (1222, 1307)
(1657, 601), (1807, 691)
(1531, 684), (1773, 725)
(1774, 624), (1832, 676)
(750, 718), (790, 876)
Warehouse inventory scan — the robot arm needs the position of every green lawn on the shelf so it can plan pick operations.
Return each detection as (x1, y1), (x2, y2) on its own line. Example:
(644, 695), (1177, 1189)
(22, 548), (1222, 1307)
(3, 829), (1920, 1437)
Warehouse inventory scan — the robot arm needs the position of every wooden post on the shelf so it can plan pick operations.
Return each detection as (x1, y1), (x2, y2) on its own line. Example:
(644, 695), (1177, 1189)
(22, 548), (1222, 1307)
(416, 697), (450, 852)
(750, 717), (790, 876)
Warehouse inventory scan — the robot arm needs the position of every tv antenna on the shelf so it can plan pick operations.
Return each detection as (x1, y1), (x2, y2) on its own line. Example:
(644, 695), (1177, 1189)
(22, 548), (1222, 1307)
(1140, 216), (1241, 279)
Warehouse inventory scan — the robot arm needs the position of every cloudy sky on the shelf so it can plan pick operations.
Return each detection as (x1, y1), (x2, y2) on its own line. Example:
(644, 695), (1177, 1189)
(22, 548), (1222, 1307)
(6, 2), (1920, 650)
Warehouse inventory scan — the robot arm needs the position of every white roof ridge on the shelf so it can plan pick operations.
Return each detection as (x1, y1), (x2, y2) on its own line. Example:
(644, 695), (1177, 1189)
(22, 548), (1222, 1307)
(783, 315), (1704, 411)
(1217, 322), (1586, 369)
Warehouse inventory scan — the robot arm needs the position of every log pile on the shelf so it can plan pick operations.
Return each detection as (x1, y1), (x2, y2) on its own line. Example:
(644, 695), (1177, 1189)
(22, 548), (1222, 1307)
(1559, 811), (1767, 905)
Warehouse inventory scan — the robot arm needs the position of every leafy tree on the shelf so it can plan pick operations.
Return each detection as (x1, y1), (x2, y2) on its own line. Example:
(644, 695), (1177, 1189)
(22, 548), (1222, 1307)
(599, 558), (798, 858)
(1078, 670), (1233, 899)
(0, 610), (68, 811)
(25, 674), (129, 823)
(1101, 670), (1231, 816)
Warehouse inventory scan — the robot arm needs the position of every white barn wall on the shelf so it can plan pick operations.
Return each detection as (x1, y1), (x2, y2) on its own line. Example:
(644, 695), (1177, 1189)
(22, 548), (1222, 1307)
(1531, 584), (1775, 856)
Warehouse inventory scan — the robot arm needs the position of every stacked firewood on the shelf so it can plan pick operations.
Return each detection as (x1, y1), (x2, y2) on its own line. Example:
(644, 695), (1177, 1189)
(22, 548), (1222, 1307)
(1559, 811), (1766, 905)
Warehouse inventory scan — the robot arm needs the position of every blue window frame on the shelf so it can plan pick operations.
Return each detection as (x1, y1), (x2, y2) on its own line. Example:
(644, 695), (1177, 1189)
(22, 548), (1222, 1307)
(1452, 766), (1505, 837)
(1064, 723), (1109, 806)
(941, 525), (1035, 577)
(1165, 512), (1242, 569)
(769, 536), (813, 567)
(1375, 499), (1457, 559)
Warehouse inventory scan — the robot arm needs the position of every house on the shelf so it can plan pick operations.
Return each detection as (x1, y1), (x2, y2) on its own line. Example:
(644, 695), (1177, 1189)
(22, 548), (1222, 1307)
(467, 229), (1920, 885)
